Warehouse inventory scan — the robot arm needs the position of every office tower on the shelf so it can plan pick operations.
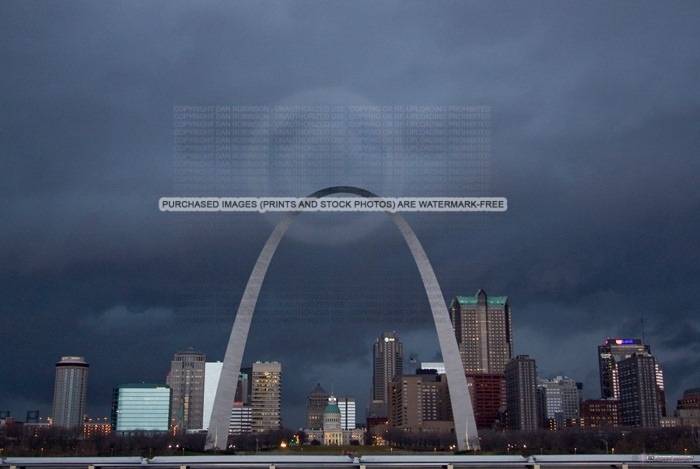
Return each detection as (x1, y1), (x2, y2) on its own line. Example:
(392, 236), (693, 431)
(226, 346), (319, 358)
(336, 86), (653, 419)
(52, 356), (89, 428)
(618, 352), (661, 428)
(111, 384), (171, 434)
(537, 376), (580, 430)
(449, 290), (512, 373)
(306, 383), (330, 430)
(388, 371), (453, 433)
(505, 355), (538, 431)
(169, 347), (206, 432)
(580, 399), (620, 428)
(598, 338), (666, 417)
(236, 368), (252, 404)
(338, 396), (356, 430)
(467, 373), (506, 430)
(251, 361), (281, 432)
(598, 338), (650, 399)
(373, 331), (403, 404)
(203, 362), (223, 430)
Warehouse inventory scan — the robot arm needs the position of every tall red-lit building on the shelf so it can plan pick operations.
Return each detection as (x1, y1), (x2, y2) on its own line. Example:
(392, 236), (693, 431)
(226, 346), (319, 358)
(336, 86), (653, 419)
(467, 373), (505, 429)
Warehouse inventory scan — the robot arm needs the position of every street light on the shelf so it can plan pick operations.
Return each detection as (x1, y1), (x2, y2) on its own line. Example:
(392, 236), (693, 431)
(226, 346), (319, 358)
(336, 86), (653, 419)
(599, 439), (609, 454)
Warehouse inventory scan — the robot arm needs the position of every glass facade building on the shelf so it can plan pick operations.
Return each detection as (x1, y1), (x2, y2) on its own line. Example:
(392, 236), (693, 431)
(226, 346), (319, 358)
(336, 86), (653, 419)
(112, 384), (171, 433)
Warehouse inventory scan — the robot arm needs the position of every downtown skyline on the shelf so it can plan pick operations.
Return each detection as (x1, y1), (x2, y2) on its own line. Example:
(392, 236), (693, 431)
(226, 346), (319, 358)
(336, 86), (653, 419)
(3, 307), (682, 431)
(1, 0), (699, 438)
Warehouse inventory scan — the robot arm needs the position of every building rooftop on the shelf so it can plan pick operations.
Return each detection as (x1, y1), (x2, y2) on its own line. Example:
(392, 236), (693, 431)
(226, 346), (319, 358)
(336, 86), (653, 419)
(453, 292), (508, 306)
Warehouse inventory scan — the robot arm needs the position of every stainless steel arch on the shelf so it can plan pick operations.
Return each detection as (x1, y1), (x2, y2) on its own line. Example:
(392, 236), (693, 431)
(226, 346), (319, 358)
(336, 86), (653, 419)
(205, 186), (479, 451)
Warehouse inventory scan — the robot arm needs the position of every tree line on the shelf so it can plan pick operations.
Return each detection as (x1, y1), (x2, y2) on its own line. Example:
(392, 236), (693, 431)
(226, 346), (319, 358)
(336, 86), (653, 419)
(2, 425), (699, 457)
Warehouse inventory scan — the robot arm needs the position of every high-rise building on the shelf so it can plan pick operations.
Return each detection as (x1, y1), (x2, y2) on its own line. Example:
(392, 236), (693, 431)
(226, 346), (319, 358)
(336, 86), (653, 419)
(338, 396), (356, 431)
(373, 331), (403, 404)
(618, 352), (661, 428)
(168, 347), (206, 432)
(52, 356), (89, 428)
(598, 338), (650, 400)
(251, 361), (281, 432)
(467, 373), (506, 430)
(505, 355), (538, 431)
(306, 383), (330, 430)
(111, 384), (171, 434)
(449, 290), (512, 374)
(388, 370), (453, 433)
(203, 362), (223, 430)
(598, 338), (666, 417)
(236, 368), (252, 404)
(537, 376), (581, 430)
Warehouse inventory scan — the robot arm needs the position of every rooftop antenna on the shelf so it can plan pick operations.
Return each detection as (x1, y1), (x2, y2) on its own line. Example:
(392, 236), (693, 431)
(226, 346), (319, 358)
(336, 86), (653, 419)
(641, 317), (646, 344)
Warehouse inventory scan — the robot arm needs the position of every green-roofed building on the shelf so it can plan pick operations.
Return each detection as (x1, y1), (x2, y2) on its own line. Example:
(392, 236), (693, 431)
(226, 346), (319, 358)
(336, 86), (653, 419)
(449, 289), (513, 374)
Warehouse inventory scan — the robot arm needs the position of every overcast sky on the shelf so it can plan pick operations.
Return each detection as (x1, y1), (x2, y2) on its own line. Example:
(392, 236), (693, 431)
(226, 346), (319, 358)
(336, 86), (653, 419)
(1, 1), (699, 430)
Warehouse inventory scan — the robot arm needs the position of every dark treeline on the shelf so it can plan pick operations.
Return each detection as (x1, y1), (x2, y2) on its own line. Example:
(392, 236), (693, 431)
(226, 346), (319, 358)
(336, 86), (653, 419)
(0, 426), (300, 457)
(0, 426), (206, 457)
(384, 427), (700, 454)
(2, 426), (700, 457)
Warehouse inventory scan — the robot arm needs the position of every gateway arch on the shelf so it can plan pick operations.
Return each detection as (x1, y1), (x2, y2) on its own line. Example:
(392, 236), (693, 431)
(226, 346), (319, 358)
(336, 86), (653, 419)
(205, 186), (480, 451)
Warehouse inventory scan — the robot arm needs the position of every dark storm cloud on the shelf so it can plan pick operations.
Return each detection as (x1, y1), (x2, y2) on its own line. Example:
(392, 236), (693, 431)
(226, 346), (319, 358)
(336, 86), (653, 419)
(1, 0), (699, 427)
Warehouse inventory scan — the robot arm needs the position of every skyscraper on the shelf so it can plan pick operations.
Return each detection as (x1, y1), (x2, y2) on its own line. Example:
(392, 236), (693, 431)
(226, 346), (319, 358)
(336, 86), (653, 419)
(597, 338), (666, 417)
(203, 362), (223, 430)
(236, 367), (252, 404)
(52, 356), (89, 428)
(598, 338), (650, 400)
(537, 376), (581, 429)
(251, 361), (281, 432)
(467, 373), (506, 430)
(373, 331), (403, 405)
(306, 383), (330, 430)
(168, 347), (206, 432)
(505, 355), (538, 431)
(618, 352), (661, 428)
(450, 290), (512, 374)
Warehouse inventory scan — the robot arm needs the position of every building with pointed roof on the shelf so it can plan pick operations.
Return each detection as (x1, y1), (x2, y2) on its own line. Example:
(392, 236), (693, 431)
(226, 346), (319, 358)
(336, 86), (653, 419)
(306, 383), (330, 430)
(450, 290), (512, 374)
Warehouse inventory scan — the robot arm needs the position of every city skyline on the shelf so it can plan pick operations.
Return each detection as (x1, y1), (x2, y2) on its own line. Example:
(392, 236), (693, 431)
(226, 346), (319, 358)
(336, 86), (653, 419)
(1, 0), (699, 439)
(2, 328), (687, 431)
